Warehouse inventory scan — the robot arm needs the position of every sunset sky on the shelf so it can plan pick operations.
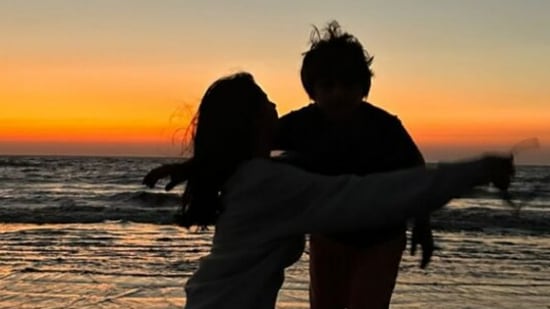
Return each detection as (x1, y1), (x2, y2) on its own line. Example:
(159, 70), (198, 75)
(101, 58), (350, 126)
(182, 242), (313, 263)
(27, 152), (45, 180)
(1, 0), (549, 164)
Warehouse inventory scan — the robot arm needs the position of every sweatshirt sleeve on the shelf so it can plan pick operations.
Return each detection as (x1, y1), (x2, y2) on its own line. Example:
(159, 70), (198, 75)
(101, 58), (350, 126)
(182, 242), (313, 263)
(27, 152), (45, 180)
(289, 161), (490, 234)
(221, 159), (490, 240)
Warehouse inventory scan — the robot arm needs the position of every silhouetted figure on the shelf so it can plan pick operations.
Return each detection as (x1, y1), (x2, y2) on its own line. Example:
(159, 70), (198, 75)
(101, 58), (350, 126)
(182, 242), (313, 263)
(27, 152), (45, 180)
(143, 72), (514, 309)
(275, 21), (431, 309)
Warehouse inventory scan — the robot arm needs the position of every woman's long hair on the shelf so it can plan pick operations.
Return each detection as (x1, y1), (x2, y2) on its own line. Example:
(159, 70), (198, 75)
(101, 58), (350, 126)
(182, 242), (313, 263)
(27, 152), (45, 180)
(175, 72), (266, 228)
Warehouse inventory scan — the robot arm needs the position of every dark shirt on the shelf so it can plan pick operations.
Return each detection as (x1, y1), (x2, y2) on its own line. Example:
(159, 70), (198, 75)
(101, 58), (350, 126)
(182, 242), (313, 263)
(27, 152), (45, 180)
(275, 102), (425, 247)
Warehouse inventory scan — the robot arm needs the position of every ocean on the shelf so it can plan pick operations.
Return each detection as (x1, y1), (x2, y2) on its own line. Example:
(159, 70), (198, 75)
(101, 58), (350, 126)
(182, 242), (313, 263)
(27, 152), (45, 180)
(0, 156), (549, 308)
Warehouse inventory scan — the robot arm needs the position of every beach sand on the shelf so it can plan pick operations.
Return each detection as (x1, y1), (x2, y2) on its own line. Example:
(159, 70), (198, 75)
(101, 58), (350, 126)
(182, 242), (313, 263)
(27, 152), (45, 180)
(1, 222), (549, 309)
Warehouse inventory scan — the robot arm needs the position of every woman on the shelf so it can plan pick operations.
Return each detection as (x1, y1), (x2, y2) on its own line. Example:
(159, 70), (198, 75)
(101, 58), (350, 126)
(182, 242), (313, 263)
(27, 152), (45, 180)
(143, 72), (513, 309)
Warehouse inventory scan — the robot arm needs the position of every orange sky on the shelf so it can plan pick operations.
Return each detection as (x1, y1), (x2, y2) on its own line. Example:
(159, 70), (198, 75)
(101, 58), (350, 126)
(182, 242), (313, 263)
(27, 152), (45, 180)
(1, 1), (549, 164)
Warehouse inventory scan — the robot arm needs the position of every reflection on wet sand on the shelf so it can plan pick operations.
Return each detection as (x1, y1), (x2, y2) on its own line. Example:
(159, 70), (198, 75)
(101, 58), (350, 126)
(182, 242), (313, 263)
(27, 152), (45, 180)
(1, 222), (549, 308)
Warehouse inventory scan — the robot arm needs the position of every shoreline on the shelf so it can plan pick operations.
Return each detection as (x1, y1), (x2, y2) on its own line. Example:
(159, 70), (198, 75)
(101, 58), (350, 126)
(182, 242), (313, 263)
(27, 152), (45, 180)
(1, 206), (549, 235)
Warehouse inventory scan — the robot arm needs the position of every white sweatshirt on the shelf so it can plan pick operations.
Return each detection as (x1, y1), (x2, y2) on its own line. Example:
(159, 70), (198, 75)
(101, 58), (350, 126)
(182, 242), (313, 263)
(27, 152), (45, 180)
(184, 158), (488, 309)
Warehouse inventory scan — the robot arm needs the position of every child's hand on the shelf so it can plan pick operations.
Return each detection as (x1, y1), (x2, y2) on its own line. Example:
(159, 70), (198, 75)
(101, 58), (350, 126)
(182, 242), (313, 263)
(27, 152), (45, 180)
(410, 217), (434, 269)
(143, 161), (193, 191)
(143, 164), (174, 189)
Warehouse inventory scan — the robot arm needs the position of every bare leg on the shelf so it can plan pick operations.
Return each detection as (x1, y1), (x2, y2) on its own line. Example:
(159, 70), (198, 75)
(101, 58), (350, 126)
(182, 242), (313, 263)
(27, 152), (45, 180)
(309, 234), (351, 309)
(348, 233), (406, 309)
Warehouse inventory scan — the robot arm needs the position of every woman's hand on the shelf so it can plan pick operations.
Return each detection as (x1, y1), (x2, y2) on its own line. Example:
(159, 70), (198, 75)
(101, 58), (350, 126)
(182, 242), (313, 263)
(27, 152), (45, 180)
(482, 154), (515, 191)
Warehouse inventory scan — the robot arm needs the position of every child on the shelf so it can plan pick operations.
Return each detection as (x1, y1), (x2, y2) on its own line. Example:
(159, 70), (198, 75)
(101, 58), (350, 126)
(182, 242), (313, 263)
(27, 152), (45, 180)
(276, 21), (429, 308)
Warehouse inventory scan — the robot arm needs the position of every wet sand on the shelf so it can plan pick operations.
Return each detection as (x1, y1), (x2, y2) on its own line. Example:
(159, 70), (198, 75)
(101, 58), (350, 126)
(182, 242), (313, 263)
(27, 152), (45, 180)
(1, 222), (549, 309)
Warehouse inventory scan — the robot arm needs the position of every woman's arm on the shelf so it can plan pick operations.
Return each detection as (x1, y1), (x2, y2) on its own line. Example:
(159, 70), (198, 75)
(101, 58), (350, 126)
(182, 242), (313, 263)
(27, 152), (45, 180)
(219, 155), (513, 243)
(290, 155), (513, 234)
